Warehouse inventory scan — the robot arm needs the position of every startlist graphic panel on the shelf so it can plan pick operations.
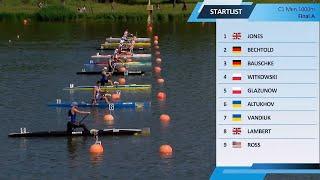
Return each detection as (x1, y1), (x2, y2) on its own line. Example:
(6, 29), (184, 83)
(216, 21), (320, 166)
(188, 1), (320, 179)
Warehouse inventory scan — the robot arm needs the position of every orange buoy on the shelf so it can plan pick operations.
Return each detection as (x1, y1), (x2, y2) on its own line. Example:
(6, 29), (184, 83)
(157, 78), (164, 84)
(155, 58), (162, 64)
(157, 92), (166, 100)
(160, 114), (170, 122)
(154, 35), (159, 41)
(111, 93), (121, 101)
(154, 66), (161, 74)
(105, 119), (114, 125)
(159, 144), (173, 156)
(154, 40), (159, 45)
(104, 114), (114, 121)
(118, 67), (126, 72)
(90, 143), (104, 154)
(118, 77), (126, 85)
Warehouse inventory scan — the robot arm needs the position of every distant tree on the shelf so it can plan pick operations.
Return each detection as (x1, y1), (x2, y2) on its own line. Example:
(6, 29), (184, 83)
(182, 1), (187, 11)
(21, 0), (30, 4)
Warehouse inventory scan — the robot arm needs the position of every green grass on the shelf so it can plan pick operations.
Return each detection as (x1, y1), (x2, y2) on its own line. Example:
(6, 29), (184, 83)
(245, 0), (318, 3)
(35, 5), (78, 21)
(0, 1), (195, 22)
(0, 0), (318, 22)
(115, 0), (200, 4)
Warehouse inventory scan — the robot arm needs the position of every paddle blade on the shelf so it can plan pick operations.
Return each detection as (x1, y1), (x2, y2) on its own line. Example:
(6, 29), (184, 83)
(141, 127), (151, 136)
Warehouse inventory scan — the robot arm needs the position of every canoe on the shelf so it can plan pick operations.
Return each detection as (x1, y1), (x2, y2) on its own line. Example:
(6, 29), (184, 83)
(100, 42), (151, 50)
(64, 84), (151, 91)
(98, 47), (147, 50)
(48, 101), (151, 109)
(84, 61), (152, 67)
(106, 37), (150, 43)
(91, 53), (151, 59)
(8, 128), (151, 137)
(76, 70), (145, 76)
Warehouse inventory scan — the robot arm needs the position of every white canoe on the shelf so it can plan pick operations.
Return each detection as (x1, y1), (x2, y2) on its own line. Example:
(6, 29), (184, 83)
(91, 53), (151, 59)
(106, 37), (150, 43)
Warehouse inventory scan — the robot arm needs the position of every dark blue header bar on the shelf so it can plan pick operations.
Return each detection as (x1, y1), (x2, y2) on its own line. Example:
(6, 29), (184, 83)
(198, 5), (256, 19)
(189, 3), (320, 22)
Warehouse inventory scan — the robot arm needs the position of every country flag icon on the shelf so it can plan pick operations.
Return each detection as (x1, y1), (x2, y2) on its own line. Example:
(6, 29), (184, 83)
(232, 100), (242, 108)
(232, 73), (242, 81)
(232, 46), (242, 54)
(232, 127), (242, 135)
(232, 87), (242, 94)
(232, 114), (242, 122)
(232, 32), (242, 40)
(232, 60), (242, 67)
(232, 141), (242, 148)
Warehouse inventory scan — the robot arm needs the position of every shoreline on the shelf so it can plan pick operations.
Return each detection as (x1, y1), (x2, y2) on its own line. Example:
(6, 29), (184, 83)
(0, 12), (191, 22)
(0, 0), (316, 22)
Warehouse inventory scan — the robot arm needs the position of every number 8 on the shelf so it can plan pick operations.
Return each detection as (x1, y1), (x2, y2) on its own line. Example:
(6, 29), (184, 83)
(109, 103), (114, 111)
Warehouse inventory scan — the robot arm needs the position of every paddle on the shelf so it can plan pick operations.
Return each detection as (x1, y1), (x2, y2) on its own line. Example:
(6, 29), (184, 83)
(79, 113), (90, 123)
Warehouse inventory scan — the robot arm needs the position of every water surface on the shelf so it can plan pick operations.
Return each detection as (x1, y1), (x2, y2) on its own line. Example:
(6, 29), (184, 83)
(0, 21), (215, 179)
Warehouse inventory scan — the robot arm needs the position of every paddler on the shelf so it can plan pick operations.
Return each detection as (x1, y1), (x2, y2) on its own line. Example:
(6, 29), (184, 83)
(119, 41), (124, 51)
(129, 43), (134, 54)
(122, 29), (134, 42)
(120, 36), (127, 44)
(123, 29), (128, 37)
(113, 48), (119, 59)
(67, 102), (90, 133)
(120, 38), (125, 45)
(101, 48), (117, 76)
(111, 48), (124, 68)
(92, 81), (112, 105)
(101, 67), (113, 86)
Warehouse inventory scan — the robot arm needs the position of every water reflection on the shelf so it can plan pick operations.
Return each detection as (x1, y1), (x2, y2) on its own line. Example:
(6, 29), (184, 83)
(90, 153), (104, 165)
(90, 108), (100, 121)
(157, 101), (168, 111)
(104, 119), (114, 126)
(159, 154), (174, 177)
(19, 139), (28, 150)
(67, 137), (88, 160)
(160, 154), (173, 159)
(161, 121), (170, 129)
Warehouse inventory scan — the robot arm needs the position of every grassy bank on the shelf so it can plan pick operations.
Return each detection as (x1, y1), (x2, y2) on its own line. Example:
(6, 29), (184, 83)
(0, 0), (317, 22)
(0, 0), (195, 22)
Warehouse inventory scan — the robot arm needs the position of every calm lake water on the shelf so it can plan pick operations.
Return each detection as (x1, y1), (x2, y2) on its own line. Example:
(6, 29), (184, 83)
(0, 21), (215, 179)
